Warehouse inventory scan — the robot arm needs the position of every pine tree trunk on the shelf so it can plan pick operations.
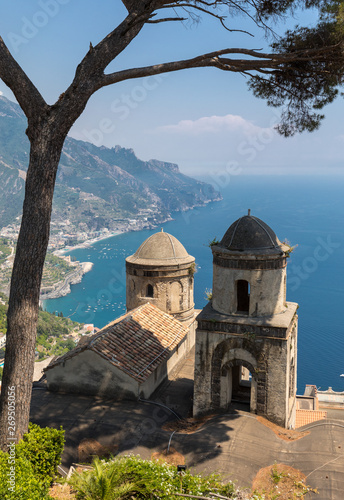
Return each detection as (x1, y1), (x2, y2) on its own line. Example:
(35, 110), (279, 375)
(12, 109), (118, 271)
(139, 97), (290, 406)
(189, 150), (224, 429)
(0, 129), (65, 450)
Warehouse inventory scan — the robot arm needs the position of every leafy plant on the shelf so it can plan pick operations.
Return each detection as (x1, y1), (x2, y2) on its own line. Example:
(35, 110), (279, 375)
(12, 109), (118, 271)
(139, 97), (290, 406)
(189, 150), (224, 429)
(0, 450), (52, 500)
(282, 240), (298, 258)
(69, 457), (138, 500)
(208, 237), (219, 247)
(271, 464), (287, 485)
(205, 288), (213, 301)
(0, 424), (65, 499)
(16, 423), (65, 486)
(188, 262), (197, 276)
(68, 455), (238, 499)
(243, 332), (256, 341)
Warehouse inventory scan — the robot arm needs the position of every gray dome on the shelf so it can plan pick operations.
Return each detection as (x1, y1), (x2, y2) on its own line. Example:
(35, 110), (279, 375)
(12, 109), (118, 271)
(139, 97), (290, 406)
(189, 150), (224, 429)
(219, 215), (286, 253)
(126, 230), (194, 266)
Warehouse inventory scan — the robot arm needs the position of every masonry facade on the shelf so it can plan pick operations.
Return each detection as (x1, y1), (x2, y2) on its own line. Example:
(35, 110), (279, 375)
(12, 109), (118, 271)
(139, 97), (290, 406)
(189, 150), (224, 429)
(126, 229), (195, 322)
(193, 213), (298, 428)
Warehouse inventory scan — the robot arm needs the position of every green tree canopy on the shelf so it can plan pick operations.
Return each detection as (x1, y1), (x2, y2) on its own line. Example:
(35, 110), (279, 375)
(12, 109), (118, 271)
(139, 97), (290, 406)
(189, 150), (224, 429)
(249, 0), (344, 135)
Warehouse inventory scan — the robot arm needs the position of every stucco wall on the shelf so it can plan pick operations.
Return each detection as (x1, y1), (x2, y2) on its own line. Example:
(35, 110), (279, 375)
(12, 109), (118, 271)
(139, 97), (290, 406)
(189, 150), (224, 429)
(46, 317), (197, 401)
(126, 264), (194, 321)
(264, 340), (289, 425)
(46, 349), (139, 399)
(212, 264), (286, 316)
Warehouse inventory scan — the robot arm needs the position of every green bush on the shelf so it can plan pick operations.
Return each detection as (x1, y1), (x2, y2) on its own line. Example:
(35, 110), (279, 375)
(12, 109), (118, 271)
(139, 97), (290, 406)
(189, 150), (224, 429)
(16, 423), (65, 485)
(69, 457), (138, 500)
(0, 449), (52, 500)
(69, 455), (237, 499)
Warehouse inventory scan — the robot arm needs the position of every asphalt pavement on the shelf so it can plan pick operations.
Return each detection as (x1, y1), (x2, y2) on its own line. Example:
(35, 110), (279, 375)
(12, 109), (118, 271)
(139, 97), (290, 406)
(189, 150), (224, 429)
(30, 350), (344, 500)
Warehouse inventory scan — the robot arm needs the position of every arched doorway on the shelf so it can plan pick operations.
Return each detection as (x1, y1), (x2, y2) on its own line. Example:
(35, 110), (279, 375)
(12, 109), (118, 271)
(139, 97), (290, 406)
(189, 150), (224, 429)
(211, 345), (257, 413)
(221, 360), (257, 412)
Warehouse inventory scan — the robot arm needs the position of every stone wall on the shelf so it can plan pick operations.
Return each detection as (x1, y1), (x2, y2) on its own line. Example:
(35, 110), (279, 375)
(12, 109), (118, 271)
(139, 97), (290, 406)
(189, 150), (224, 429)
(193, 308), (298, 428)
(126, 262), (194, 321)
(211, 250), (287, 317)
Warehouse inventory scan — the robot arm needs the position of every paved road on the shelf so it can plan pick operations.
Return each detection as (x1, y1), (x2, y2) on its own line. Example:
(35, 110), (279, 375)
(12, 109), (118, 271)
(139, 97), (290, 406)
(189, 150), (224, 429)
(40, 268), (82, 299)
(30, 381), (344, 500)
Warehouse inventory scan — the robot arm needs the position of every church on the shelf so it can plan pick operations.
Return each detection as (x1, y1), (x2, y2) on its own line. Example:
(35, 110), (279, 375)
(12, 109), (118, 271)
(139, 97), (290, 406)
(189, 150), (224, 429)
(45, 212), (298, 429)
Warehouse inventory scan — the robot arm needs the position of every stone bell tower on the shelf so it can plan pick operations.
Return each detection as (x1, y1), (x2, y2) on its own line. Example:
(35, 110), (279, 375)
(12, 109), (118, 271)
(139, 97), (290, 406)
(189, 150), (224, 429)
(193, 212), (298, 428)
(126, 229), (195, 322)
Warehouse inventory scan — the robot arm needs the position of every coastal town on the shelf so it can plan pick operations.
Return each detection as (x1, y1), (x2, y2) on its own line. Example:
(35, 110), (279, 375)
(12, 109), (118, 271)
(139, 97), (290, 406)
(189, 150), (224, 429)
(0, 207), (172, 253)
(0, 209), (173, 299)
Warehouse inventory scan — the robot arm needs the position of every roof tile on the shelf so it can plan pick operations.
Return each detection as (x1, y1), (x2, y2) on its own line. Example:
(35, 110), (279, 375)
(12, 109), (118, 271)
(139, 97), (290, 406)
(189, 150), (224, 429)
(45, 303), (188, 383)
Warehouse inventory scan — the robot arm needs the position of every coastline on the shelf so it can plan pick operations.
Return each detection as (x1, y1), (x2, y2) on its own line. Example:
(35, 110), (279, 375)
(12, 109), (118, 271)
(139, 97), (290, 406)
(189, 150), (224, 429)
(40, 261), (94, 302)
(52, 198), (222, 257)
(53, 230), (126, 256)
(42, 198), (222, 300)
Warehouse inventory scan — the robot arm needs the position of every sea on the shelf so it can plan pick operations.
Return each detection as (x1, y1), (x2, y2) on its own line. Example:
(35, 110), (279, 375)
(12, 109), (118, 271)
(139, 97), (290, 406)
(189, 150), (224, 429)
(44, 175), (344, 393)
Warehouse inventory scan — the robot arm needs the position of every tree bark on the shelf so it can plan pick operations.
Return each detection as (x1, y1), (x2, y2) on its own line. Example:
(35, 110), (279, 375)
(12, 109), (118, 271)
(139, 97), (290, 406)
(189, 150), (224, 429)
(0, 126), (65, 450)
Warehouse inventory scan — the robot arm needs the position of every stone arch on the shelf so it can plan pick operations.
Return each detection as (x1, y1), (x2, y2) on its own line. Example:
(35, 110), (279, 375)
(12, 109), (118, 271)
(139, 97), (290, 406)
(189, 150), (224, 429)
(221, 358), (256, 377)
(220, 357), (257, 413)
(211, 341), (258, 413)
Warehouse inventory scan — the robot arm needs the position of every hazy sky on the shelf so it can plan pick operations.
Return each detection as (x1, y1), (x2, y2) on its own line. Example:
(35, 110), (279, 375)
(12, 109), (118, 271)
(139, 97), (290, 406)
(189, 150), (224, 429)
(1, 0), (344, 177)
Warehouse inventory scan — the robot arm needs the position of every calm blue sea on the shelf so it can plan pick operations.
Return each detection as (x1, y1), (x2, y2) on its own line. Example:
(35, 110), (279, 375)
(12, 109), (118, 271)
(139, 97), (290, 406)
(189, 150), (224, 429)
(44, 175), (344, 392)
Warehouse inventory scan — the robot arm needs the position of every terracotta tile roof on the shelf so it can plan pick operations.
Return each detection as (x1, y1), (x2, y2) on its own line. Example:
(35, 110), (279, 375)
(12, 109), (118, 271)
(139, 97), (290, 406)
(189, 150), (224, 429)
(295, 409), (327, 428)
(44, 303), (188, 383)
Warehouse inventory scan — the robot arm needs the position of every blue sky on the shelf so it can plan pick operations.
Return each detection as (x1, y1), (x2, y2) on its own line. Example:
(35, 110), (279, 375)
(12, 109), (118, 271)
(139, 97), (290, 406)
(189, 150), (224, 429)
(0, 0), (344, 177)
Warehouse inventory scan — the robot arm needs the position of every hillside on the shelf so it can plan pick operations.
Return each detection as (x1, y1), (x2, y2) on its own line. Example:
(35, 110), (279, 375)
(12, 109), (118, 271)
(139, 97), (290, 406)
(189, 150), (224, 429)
(0, 96), (221, 231)
(0, 292), (83, 371)
(0, 237), (88, 296)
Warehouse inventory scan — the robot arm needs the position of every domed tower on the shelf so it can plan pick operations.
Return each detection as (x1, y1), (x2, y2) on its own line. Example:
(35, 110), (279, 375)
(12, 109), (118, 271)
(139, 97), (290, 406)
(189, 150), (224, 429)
(193, 212), (298, 429)
(212, 211), (290, 317)
(126, 230), (195, 322)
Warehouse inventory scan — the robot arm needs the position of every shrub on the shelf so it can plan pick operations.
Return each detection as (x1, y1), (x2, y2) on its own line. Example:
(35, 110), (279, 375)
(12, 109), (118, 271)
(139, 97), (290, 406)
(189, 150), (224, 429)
(69, 457), (138, 500)
(16, 423), (65, 485)
(69, 455), (237, 499)
(0, 449), (52, 500)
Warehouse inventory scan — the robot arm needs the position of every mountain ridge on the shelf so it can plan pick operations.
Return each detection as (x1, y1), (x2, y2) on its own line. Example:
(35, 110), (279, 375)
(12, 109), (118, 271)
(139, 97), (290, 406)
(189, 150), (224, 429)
(0, 96), (221, 231)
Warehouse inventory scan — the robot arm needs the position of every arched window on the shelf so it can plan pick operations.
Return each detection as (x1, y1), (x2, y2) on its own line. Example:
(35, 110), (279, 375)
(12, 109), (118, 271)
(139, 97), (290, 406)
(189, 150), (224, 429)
(146, 284), (154, 298)
(237, 280), (250, 313)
